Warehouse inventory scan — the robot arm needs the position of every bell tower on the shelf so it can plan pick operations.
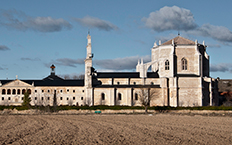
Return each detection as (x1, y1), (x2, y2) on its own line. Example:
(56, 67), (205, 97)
(84, 33), (93, 105)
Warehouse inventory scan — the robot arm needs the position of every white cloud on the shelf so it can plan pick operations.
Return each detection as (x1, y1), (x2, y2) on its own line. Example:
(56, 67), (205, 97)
(0, 9), (72, 32)
(21, 57), (41, 61)
(210, 63), (232, 72)
(189, 24), (232, 43)
(74, 16), (118, 31)
(95, 55), (151, 70)
(48, 55), (151, 71)
(142, 6), (197, 32)
(53, 58), (85, 67)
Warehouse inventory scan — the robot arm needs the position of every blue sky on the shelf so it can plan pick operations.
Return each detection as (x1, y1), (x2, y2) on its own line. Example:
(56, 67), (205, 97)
(0, 0), (232, 79)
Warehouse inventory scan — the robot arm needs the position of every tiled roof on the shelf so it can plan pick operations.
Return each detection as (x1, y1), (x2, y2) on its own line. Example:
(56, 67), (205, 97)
(161, 36), (195, 45)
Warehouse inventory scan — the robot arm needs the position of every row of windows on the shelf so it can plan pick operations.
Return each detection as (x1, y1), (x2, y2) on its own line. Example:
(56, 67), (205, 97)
(59, 97), (84, 101)
(40, 89), (84, 93)
(2, 89), (31, 95)
(116, 82), (154, 85)
(2, 93), (140, 102)
(100, 93), (139, 101)
(164, 58), (188, 71)
(2, 96), (84, 101)
(1, 89), (85, 95)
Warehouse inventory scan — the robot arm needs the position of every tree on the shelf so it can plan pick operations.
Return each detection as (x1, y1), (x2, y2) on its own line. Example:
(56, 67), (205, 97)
(138, 87), (159, 113)
(53, 90), (58, 112)
(222, 91), (232, 106)
(22, 90), (31, 108)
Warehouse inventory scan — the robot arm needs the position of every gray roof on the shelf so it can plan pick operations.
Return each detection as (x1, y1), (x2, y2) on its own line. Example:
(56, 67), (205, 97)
(96, 72), (159, 78)
(0, 73), (84, 87)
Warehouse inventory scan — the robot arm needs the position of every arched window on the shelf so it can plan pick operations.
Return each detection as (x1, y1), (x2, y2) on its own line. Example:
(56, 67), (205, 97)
(7, 89), (11, 95)
(12, 89), (16, 95)
(28, 89), (31, 94)
(181, 58), (187, 70)
(17, 89), (20, 94)
(118, 93), (122, 100)
(135, 93), (138, 100)
(22, 89), (26, 94)
(2, 89), (6, 95)
(101, 93), (105, 100)
(165, 60), (169, 70)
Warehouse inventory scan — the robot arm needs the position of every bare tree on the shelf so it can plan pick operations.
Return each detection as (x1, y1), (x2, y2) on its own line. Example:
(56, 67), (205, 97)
(222, 91), (232, 106)
(138, 87), (159, 113)
(52, 90), (58, 112)
(59, 74), (85, 80)
(77, 74), (85, 79)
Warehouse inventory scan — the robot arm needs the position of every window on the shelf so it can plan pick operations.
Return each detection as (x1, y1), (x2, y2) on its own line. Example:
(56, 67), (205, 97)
(67, 97), (69, 100)
(117, 82), (120, 85)
(47, 97), (50, 100)
(60, 97), (63, 100)
(135, 93), (138, 100)
(60, 90), (63, 93)
(2, 89), (6, 95)
(21, 97), (24, 100)
(48, 90), (50, 93)
(8, 97), (11, 100)
(28, 89), (31, 94)
(82, 90), (84, 93)
(42, 90), (44, 93)
(151, 82), (154, 85)
(73, 97), (75, 100)
(133, 82), (136, 85)
(165, 60), (169, 70)
(67, 89), (69, 92)
(73, 90), (75, 93)
(2, 97), (4, 100)
(17, 89), (20, 94)
(118, 93), (122, 100)
(181, 58), (187, 70)
(41, 97), (44, 101)
(22, 89), (26, 94)
(81, 97), (83, 100)
(101, 93), (105, 100)
(34, 97), (37, 100)
(12, 89), (16, 95)
(7, 89), (11, 95)
(35, 90), (37, 93)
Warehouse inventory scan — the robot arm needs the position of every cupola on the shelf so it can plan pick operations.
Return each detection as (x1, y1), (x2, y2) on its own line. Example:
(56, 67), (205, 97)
(50, 64), (56, 75)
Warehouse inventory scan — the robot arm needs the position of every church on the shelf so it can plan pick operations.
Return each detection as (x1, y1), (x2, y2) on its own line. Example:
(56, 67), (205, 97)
(0, 34), (218, 107)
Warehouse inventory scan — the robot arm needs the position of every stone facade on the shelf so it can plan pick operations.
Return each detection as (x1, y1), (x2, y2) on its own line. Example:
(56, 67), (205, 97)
(0, 34), (218, 107)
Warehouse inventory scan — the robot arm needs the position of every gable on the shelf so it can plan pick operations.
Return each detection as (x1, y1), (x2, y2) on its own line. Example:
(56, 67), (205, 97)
(2, 79), (33, 87)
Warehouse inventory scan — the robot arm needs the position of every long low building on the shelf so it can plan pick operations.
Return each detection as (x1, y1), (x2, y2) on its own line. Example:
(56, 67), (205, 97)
(0, 34), (219, 107)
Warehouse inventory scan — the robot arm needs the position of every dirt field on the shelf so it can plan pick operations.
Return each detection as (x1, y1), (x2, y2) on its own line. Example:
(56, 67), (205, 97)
(0, 114), (231, 145)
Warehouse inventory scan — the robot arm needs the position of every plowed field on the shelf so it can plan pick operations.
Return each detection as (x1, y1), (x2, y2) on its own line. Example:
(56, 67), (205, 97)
(0, 114), (231, 144)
